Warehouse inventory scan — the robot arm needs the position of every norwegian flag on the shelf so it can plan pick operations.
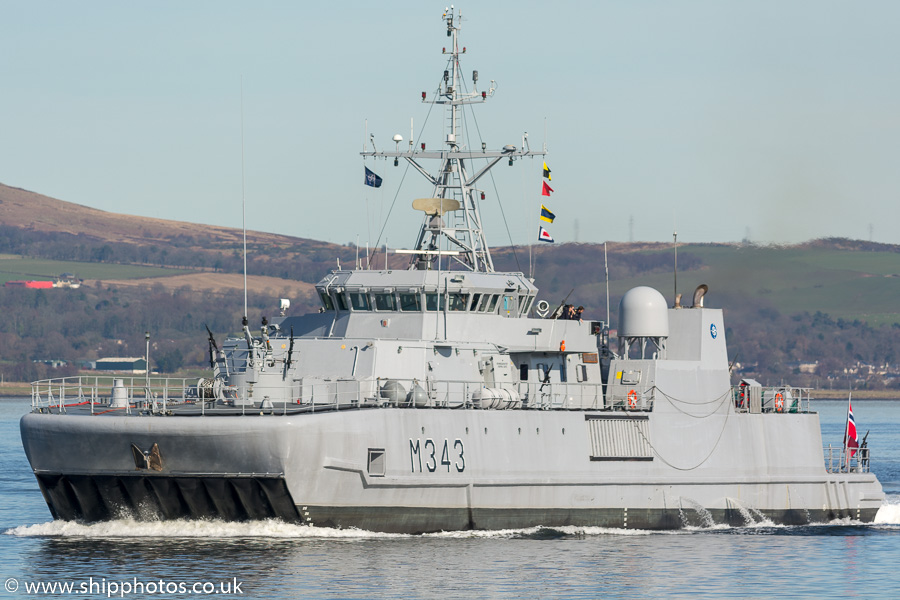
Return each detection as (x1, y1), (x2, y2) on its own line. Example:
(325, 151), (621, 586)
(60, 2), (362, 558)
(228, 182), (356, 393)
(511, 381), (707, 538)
(844, 396), (859, 458)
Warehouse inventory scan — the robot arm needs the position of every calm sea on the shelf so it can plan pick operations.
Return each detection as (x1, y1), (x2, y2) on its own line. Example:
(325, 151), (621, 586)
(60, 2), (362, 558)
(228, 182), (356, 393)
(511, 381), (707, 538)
(2, 397), (899, 599)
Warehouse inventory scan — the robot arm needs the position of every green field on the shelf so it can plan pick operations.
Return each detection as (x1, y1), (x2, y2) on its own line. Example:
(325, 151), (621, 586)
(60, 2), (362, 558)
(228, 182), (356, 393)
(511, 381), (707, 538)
(607, 245), (900, 325)
(0, 256), (195, 283)
(3, 243), (900, 326)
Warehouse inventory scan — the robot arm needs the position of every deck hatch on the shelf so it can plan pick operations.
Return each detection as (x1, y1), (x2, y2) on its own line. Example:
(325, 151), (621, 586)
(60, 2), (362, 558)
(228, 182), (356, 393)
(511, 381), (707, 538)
(585, 416), (653, 461)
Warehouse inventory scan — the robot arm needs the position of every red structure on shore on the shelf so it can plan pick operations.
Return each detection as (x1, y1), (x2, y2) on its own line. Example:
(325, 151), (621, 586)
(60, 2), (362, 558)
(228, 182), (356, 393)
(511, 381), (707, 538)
(4, 280), (55, 289)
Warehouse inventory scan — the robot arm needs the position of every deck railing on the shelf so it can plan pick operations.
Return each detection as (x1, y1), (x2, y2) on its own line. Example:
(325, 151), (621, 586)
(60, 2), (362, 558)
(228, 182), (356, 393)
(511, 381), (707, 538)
(33, 376), (824, 418)
(732, 385), (812, 414)
(31, 375), (202, 415)
(824, 444), (871, 473)
(33, 376), (822, 419)
(31, 375), (611, 415)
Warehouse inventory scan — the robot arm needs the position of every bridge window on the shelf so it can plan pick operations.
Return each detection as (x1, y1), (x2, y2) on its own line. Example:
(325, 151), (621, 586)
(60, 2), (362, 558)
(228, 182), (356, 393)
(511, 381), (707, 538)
(484, 294), (499, 313)
(399, 293), (421, 311)
(335, 292), (348, 311)
(469, 293), (481, 311)
(319, 291), (334, 311)
(425, 293), (444, 311)
(374, 293), (397, 311)
(520, 296), (534, 316)
(448, 293), (468, 311)
(349, 292), (371, 311)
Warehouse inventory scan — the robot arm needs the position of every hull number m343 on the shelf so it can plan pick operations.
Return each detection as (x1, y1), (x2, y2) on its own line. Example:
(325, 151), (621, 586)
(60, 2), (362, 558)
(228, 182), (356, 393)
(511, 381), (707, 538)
(409, 438), (465, 473)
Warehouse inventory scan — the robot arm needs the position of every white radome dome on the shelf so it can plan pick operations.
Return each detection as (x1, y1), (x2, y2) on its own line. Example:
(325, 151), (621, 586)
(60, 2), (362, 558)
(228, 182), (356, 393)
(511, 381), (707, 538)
(618, 286), (669, 338)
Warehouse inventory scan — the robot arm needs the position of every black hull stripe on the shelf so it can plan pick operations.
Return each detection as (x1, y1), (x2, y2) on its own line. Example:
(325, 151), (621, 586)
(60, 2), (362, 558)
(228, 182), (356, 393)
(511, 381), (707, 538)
(33, 474), (878, 534)
(35, 474), (301, 523)
(301, 505), (880, 534)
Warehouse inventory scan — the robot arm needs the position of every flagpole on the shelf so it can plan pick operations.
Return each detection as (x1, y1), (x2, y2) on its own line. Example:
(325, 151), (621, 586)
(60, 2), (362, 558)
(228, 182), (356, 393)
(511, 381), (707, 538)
(673, 227), (678, 307)
(533, 157), (538, 280)
(240, 75), (248, 322)
(844, 391), (852, 470)
(527, 154), (533, 280)
(533, 162), (540, 280)
(529, 243), (533, 280)
(604, 242), (610, 326)
(365, 198), (371, 268)
(538, 120), (545, 281)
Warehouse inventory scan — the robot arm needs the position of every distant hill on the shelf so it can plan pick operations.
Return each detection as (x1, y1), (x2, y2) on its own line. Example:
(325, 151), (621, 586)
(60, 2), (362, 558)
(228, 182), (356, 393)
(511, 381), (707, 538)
(493, 239), (900, 327)
(0, 182), (356, 284)
(4, 181), (900, 390)
(0, 182), (301, 247)
(491, 241), (900, 389)
(5, 181), (900, 325)
(5, 181), (900, 324)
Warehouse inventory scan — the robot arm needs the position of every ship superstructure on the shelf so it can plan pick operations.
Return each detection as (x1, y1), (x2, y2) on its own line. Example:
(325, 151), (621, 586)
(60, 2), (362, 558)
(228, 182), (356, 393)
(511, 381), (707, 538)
(20, 9), (883, 533)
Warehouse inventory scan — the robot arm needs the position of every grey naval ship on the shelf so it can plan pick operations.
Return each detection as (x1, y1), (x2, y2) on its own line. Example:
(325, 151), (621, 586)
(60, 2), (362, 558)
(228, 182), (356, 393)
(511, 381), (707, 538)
(21, 10), (884, 533)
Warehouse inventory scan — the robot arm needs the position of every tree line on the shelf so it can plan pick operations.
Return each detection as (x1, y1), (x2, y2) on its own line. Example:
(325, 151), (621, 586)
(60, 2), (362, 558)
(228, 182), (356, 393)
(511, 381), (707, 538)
(0, 225), (357, 283)
(0, 282), (317, 382)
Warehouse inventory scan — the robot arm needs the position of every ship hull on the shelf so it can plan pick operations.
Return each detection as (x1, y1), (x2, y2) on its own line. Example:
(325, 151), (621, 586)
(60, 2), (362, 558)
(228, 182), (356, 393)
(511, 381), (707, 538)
(26, 473), (881, 532)
(298, 505), (880, 532)
(21, 407), (884, 533)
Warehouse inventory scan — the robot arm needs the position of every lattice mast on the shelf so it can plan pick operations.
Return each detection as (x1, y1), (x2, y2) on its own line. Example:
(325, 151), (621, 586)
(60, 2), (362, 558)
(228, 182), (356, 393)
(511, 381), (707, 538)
(361, 8), (544, 273)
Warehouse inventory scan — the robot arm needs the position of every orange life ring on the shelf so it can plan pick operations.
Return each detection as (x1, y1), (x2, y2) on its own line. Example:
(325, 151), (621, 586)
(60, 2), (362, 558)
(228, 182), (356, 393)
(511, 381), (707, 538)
(774, 392), (784, 412)
(627, 389), (637, 409)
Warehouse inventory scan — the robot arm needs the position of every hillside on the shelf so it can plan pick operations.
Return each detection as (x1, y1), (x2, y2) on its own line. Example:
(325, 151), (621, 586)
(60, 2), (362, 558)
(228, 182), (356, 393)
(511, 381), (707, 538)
(493, 241), (900, 326)
(2, 182), (900, 390)
(0, 182), (302, 247)
(8, 181), (900, 325)
(492, 242), (900, 390)
(0, 182), (354, 282)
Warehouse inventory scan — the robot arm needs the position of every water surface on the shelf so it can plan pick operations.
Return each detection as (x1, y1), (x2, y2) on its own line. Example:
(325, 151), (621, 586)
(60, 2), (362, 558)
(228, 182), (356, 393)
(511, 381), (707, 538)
(2, 398), (898, 599)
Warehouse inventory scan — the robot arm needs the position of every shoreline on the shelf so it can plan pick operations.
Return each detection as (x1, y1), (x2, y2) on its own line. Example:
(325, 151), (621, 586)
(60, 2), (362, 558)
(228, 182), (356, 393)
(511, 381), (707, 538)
(0, 383), (30, 397)
(806, 389), (899, 399)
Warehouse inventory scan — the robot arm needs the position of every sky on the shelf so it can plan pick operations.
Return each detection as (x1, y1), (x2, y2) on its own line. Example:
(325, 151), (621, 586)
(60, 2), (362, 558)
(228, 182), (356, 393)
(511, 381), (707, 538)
(2, 1), (899, 249)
